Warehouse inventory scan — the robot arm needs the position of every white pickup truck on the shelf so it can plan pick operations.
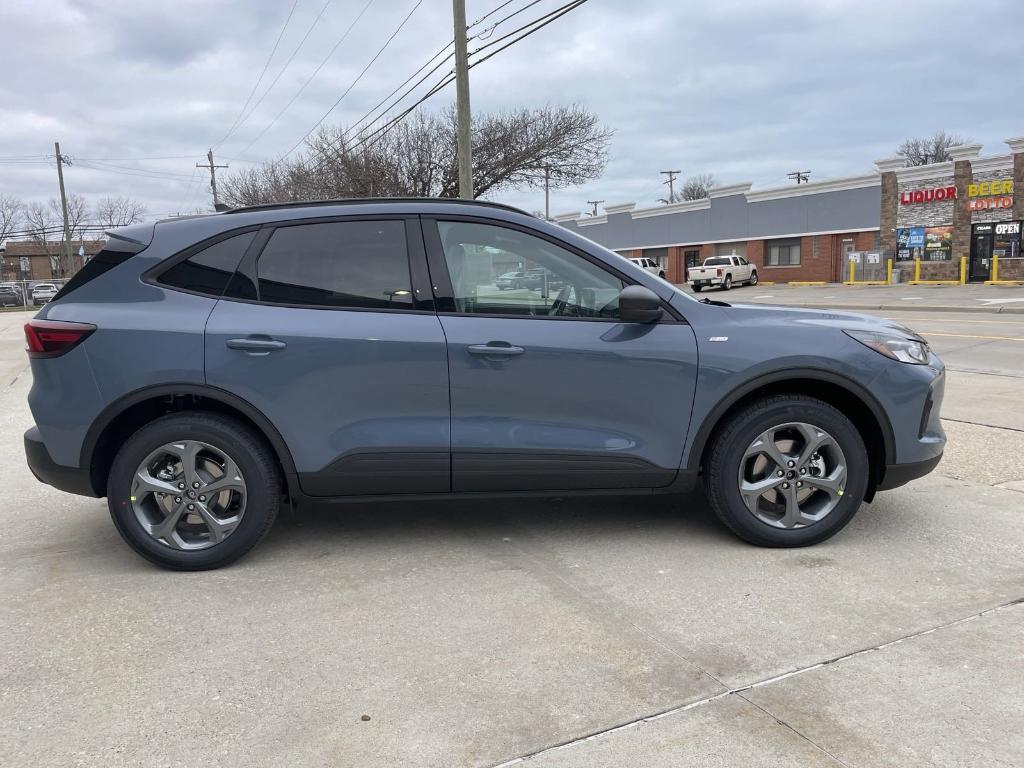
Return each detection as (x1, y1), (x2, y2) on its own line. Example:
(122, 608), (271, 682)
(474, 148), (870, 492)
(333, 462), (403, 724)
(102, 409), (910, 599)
(687, 256), (757, 291)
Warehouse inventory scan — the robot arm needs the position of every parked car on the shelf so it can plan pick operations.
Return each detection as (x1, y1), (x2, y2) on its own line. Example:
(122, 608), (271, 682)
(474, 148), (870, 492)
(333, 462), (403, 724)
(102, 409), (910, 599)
(24, 199), (945, 570)
(31, 283), (59, 305)
(495, 271), (527, 290)
(688, 256), (757, 291)
(629, 256), (665, 279)
(0, 284), (24, 307)
(523, 267), (564, 292)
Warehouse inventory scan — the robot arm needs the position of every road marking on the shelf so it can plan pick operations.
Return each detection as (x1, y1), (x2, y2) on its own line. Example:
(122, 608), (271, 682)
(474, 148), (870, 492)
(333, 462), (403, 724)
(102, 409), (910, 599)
(924, 332), (1024, 342)
(822, 295), (835, 298)
(753, 294), (774, 298)
(900, 296), (922, 300)
(978, 297), (1024, 305)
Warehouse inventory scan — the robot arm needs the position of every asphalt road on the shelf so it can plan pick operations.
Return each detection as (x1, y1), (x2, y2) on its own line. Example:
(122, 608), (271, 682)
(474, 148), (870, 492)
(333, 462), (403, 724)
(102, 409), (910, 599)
(1, 306), (1022, 767)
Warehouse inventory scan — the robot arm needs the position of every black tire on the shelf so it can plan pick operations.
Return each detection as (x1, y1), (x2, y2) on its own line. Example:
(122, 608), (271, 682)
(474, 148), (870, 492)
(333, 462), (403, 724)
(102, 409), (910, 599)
(749, 271), (758, 286)
(692, 285), (702, 293)
(658, 270), (666, 279)
(107, 412), (281, 570)
(722, 275), (732, 291)
(704, 394), (869, 547)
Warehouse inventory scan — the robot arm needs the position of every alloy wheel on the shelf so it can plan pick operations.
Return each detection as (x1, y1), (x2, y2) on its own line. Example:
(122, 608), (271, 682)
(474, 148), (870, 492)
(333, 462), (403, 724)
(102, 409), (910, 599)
(737, 422), (847, 529)
(131, 440), (247, 550)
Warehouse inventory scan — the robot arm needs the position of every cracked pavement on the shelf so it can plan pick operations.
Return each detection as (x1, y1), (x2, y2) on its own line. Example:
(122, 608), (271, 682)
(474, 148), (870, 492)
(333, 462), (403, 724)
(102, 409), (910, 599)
(1, 307), (1022, 767)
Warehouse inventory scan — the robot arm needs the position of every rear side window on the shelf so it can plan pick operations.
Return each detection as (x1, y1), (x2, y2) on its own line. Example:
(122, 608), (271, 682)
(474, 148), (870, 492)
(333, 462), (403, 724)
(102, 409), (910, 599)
(256, 220), (412, 309)
(159, 231), (256, 297)
(51, 236), (147, 302)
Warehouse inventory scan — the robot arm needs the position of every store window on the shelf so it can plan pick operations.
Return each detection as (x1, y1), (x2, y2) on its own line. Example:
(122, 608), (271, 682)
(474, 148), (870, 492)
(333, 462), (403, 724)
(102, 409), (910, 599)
(766, 238), (801, 266)
(715, 242), (747, 259)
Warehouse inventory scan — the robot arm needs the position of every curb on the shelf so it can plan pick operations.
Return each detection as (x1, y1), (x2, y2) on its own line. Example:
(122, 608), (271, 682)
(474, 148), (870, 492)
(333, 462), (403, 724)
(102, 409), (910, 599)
(751, 302), (1024, 315)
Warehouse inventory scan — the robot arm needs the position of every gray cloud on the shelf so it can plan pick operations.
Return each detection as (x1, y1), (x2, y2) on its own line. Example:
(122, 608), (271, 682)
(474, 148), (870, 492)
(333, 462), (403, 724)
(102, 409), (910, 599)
(1, 0), (1021, 221)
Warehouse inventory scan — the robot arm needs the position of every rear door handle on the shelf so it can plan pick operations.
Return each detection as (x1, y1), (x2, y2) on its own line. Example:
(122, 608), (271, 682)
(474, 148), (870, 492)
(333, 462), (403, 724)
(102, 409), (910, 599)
(467, 343), (525, 357)
(226, 337), (287, 353)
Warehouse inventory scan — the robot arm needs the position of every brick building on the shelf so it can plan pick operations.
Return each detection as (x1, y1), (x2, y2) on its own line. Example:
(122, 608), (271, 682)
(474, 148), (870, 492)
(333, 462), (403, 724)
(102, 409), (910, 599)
(0, 240), (104, 283)
(556, 136), (1024, 284)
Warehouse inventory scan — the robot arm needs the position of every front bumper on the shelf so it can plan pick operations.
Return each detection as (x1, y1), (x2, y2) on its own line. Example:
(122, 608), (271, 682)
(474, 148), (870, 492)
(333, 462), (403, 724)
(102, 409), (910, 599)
(24, 426), (97, 497)
(878, 453), (943, 490)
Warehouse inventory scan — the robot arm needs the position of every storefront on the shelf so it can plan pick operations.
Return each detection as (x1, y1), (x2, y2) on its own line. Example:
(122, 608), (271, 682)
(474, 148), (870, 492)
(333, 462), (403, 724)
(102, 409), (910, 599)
(555, 137), (1024, 284)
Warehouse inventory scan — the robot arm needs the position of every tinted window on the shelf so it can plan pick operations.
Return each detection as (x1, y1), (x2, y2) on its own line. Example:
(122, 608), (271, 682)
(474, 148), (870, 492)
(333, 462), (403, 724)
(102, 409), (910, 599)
(52, 236), (147, 302)
(437, 221), (623, 319)
(257, 221), (412, 309)
(704, 257), (731, 266)
(160, 231), (256, 297)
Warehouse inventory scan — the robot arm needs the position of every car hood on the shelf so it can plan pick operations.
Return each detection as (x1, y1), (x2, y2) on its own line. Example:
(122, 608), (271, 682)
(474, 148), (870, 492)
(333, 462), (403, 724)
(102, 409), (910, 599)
(724, 302), (925, 340)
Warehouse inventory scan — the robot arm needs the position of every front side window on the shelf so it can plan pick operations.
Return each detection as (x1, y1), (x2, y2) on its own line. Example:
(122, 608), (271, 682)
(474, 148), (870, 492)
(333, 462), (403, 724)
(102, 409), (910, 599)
(437, 221), (624, 319)
(160, 231), (256, 297)
(766, 238), (801, 266)
(257, 220), (412, 309)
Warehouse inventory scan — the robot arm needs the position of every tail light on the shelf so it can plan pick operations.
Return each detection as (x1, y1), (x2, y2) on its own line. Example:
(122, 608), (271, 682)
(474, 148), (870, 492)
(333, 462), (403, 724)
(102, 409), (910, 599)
(24, 320), (96, 358)
(716, 268), (723, 277)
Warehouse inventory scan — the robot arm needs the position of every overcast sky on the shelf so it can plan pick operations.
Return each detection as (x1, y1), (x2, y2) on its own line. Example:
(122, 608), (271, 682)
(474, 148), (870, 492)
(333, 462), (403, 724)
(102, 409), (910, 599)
(1, 0), (1022, 223)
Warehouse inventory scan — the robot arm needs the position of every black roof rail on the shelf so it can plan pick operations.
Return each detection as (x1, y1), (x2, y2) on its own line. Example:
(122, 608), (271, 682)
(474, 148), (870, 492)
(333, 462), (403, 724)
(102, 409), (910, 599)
(221, 197), (533, 217)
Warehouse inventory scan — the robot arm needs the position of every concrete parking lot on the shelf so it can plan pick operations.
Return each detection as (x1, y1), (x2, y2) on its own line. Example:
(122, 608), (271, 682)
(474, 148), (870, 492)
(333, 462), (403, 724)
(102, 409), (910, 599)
(1, 304), (1023, 767)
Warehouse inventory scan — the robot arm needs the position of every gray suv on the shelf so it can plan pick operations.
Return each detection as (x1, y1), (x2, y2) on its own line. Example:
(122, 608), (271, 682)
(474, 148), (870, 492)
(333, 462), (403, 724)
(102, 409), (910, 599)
(24, 199), (945, 570)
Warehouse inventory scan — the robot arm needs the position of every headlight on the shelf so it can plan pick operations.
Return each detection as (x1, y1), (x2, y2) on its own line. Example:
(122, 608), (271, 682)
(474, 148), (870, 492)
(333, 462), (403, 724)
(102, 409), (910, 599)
(844, 329), (930, 364)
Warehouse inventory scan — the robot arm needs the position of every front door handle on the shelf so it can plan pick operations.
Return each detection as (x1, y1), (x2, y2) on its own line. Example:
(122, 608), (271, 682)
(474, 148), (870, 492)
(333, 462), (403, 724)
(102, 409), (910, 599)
(226, 337), (287, 353)
(467, 343), (525, 357)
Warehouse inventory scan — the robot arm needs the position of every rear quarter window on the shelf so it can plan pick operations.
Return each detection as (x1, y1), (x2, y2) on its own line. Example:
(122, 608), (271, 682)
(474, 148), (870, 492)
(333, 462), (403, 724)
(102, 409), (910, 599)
(158, 231), (257, 297)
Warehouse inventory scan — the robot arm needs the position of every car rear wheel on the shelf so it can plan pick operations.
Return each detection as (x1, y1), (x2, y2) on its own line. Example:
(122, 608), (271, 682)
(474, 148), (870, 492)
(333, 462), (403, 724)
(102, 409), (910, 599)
(107, 412), (280, 570)
(704, 394), (869, 547)
(692, 285), (702, 293)
(722, 275), (732, 290)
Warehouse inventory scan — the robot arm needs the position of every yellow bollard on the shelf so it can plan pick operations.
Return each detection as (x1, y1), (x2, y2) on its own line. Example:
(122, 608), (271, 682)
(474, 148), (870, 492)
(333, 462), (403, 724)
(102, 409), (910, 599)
(887, 259), (893, 285)
(992, 254), (999, 282)
(848, 260), (855, 283)
(960, 255), (967, 284)
(913, 258), (921, 282)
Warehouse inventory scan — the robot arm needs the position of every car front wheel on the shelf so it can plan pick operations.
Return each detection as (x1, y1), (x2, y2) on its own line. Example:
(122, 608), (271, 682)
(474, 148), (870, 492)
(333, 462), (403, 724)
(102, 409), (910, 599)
(107, 412), (281, 570)
(749, 271), (758, 286)
(704, 394), (868, 547)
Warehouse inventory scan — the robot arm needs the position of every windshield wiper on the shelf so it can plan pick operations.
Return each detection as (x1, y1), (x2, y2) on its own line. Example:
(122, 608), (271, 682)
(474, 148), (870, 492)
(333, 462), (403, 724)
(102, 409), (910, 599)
(700, 297), (731, 307)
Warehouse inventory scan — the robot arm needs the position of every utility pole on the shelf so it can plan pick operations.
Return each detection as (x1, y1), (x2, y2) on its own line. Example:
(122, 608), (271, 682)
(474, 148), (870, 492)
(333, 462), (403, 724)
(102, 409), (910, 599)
(544, 165), (551, 220)
(586, 200), (605, 217)
(660, 169), (682, 202)
(197, 149), (228, 209)
(452, 0), (473, 199)
(787, 170), (811, 184)
(54, 142), (75, 278)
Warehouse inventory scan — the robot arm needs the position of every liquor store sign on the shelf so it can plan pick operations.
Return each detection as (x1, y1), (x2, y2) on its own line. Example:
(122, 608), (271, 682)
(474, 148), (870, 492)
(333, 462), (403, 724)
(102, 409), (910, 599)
(900, 179), (1014, 210)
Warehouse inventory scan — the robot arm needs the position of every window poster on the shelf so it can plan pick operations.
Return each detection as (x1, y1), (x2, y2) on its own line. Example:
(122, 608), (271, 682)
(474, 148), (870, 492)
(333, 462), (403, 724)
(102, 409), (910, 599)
(896, 227), (925, 260)
(923, 226), (953, 261)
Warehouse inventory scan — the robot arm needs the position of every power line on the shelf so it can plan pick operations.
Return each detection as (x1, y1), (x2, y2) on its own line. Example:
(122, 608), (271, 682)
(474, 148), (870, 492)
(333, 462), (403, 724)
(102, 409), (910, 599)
(226, 0), (377, 162)
(214, 0), (300, 150)
(469, 0), (588, 67)
(343, 0), (589, 157)
(263, 0), (541, 163)
(281, 0), (424, 159)
(224, 0), (334, 149)
(471, 0), (544, 40)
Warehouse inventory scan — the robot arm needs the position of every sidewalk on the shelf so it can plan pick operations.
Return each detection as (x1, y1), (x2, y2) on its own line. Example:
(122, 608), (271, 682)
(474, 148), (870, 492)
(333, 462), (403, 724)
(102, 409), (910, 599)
(678, 282), (1024, 314)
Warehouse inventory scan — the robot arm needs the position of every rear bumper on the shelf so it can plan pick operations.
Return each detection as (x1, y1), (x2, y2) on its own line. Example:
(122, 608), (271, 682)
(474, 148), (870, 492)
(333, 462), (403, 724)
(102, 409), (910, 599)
(877, 453), (943, 491)
(24, 426), (97, 497)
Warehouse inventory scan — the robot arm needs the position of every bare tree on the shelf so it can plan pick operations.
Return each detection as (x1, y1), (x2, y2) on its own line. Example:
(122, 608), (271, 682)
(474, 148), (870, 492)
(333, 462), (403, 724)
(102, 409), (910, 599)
(897, 131), (971, 166)
(680, 173), (717, 201)
(0, 195), (23, 245)
(24, 201), (62, 276)
(222, 104), (612, 206)
(49, 193), (90, 241)
(94, 196), (147, 228)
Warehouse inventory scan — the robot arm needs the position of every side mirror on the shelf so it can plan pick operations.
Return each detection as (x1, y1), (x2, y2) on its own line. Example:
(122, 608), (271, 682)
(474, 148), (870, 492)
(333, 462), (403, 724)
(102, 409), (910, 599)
(618, 285), (663, 323)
